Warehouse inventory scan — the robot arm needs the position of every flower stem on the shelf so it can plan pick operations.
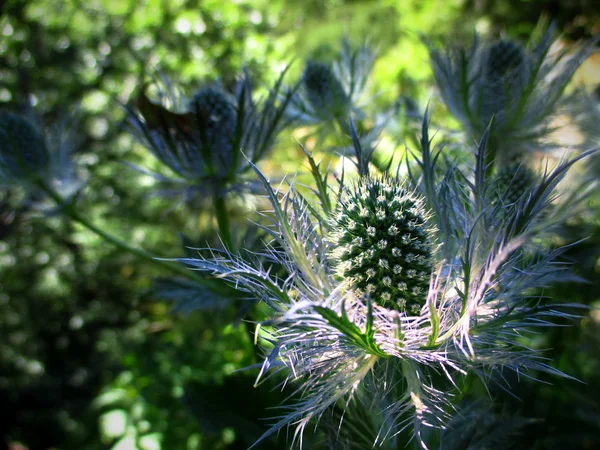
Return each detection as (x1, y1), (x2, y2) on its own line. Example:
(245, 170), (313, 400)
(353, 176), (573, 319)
(213, 193), (234, 250)
(38, 181), (226, 292)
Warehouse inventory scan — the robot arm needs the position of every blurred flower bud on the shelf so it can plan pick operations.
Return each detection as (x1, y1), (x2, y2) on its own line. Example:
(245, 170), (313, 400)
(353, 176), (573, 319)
(0, 111), (49, 184)
(484, 40), (527, 80)
(492, 163), (538, 206)
(188, 86), (237, 172)
(303, 61), (349, 118)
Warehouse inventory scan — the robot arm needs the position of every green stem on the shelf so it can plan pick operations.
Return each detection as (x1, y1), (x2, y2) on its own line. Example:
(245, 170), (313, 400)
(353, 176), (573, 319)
(213, 193), (233, 250)
(484, 136), (497, 179)
(38, 181), (225, 291)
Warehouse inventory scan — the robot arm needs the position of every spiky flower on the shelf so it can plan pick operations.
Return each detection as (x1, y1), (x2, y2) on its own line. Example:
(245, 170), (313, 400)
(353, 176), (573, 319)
(484, 40), (527, 79)
(0, 111), (48, 184)
(329, 177), (433, 313)
(187, 86), (237, 175)
(429, 26), (597, 167)
(179, 118), (593, 449)
(480, 40), (529, 126)
(491, 163), (538, 206)
(287, 39), (375, 127)
(0, 110), (80, 199)
(303, 62), (349, 118)
(128, 69), (295, 201)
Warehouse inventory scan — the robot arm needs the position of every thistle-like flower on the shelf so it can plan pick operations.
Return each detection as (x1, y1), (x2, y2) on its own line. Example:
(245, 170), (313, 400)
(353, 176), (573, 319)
(180, 117), (593, 449)
(429, 26), (597, 167)
(491, 163), (539, 206)
(287, 39), (375, 128)
(128, 69), (295, 202)
(329, 177), (434, 314)
(0, 110), (77, 196)
(302, 61), (350, 121)
(0, 111), (49, 185)
(188, 86), (238, 174)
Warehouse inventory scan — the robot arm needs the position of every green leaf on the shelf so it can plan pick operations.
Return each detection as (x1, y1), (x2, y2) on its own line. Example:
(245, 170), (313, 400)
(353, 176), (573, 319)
(314, 305), (388, 358)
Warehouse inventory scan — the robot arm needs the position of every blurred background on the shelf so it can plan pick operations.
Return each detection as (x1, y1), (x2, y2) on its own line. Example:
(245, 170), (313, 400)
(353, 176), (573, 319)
(0, 0), (599, 449)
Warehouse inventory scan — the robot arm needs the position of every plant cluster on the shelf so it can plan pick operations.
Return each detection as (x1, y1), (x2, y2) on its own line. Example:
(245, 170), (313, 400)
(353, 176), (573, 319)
(1, 24), (599, 450)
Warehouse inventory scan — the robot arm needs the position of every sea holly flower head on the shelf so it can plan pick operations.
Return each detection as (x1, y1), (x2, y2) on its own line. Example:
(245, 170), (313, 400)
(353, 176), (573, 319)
(491, 163), (539, 207)
(484, 39), (528, 79)
(329, 177), (434, 314)
(187, 86), (237, 175)
(429, 25), (598, 167)
(0, 110), (78, 196)
(179, 118), (594, 449)
(302, 61), (350, 120)
(0, 111), (49, 185)
(128, 69), (295, 201)
(287, 39), (375, 128)
(479, 40), (530, 128)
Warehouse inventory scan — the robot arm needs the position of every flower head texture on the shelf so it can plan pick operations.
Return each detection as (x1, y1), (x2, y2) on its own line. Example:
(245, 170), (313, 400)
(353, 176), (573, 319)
(0, 110), (77, 195)
(302, 61), (350, 119)
(180, 117), (593, 449)
(0, 111), (49, 185)
(484, 40), (527, 79)
(329, 177), (434, 313)
(188, 86), (237, 172)
(428, 26), (597, 167)
(491, 163), (538, 206)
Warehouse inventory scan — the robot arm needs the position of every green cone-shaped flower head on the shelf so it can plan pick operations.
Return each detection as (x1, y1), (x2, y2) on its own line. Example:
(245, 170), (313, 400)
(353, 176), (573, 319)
(188, 87), (237, 156)
(485, 40), (526, 80)
(330, 177), (433, 314)
(303, 61), (349, 117)
(479, 40), (530, 126)
(0, 111), (48, 183)
(492, 164), (537, 205)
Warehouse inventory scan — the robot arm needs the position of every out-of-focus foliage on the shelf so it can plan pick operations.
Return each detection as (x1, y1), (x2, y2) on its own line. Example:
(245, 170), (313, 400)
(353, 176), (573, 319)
(1, 0), (599, 449)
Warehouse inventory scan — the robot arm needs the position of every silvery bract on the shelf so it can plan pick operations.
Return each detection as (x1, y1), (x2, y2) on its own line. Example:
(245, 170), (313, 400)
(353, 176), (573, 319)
(128, 69), (295, 201)
(180, 116), (593, 448)
(429, 26), (597, 168)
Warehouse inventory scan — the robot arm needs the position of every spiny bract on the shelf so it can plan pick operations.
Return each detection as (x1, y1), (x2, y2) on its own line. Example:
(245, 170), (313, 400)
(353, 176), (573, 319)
(0, 111), (48, 182)
(329, 177), (433, 314)
(188, 87), (236, 156)
(303, 61), (349, 117)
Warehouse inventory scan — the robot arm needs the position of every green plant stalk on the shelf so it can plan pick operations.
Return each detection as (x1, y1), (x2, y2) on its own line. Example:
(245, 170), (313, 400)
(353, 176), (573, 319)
(213, 193), (233, 250)
(38, 180), (226, 291)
